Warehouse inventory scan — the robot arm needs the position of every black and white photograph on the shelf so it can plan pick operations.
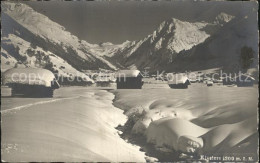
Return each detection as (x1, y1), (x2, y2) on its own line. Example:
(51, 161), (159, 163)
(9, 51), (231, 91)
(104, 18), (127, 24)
(1, 0), (259, 162)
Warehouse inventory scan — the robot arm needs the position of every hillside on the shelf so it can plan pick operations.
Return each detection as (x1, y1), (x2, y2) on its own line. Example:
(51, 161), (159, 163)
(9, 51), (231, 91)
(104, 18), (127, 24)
(1, 2), (116, 74)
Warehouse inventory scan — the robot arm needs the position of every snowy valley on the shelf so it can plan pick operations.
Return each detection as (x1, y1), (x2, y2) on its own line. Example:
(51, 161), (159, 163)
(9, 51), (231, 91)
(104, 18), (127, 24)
(1, 1), (258, 162)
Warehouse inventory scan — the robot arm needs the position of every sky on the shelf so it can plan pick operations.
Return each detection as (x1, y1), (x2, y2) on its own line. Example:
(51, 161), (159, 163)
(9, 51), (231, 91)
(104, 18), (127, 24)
(25, 1), (257, 44)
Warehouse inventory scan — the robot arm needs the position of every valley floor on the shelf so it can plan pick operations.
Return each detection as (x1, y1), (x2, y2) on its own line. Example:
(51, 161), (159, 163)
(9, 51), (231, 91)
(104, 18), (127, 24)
(1, 83), (258, 162)
(1, 86), (146, 162)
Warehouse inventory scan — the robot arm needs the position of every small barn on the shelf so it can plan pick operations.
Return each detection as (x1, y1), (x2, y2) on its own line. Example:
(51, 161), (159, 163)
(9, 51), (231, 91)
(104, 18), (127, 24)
(167, 74), (191, 89)
(235, 74), (255, 87)
(222, 76), (235, 85)
(206, 80), (213, 86)
(115, 70), (143, 89)
(2, 68), (60, 97)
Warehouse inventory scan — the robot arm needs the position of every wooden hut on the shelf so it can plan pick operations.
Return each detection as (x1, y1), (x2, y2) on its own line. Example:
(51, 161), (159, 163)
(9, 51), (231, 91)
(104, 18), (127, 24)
(168, 73), (191, 89)
(206, 80), (213, 86)
(235, 74), (255, 87)
(115, 70), (143, 89)
(2, 68), (60, 97)
(222, 76), (235, 85)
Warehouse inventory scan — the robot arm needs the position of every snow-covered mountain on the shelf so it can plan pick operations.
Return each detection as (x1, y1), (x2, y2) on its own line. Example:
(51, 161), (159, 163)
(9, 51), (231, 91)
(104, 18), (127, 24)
(109, 11), (257, 72)
(1, 2), (116, 75)
(89, 41), (133, 57)
(214, 12), (235, 25)
(108, 15), (221, 71)
(1, 1), (258, 76)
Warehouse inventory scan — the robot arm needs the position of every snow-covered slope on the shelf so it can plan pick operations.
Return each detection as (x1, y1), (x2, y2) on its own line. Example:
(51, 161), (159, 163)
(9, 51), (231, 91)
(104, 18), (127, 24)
(164, 19), (209, 53)
(1, 49), (18, 72)
(1, 2), (116, 71)
(1, 34), (94, 83)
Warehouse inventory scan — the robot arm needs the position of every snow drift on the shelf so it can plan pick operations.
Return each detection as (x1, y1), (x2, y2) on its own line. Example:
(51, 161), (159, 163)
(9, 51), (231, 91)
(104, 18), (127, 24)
(1, 87), (146, 162)
(112, 84), (258, 159)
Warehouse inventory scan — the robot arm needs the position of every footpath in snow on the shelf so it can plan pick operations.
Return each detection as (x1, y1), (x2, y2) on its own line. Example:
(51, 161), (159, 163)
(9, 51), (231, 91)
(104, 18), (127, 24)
(1, 87), (146, 162)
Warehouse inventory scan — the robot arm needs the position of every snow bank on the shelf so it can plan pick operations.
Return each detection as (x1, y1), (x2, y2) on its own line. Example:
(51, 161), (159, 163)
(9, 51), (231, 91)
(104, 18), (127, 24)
(112, 84), (258, 157)
(146, 118), (208, 151)
(1, 87), (146, 162)
(200, 116), (257, 154)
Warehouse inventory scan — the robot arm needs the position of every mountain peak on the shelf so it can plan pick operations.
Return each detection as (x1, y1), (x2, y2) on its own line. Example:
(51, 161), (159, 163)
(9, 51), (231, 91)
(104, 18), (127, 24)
(151, 17), (209, 53)
(214, 12), (235, 24)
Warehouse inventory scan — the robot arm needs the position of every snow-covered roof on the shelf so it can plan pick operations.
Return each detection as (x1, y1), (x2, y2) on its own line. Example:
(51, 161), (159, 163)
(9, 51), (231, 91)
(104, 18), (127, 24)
(206, 81), (214, 84)
(115, 70), (142, 78)
(167, 73), (190, 84)
(2, 68), (56, 87)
